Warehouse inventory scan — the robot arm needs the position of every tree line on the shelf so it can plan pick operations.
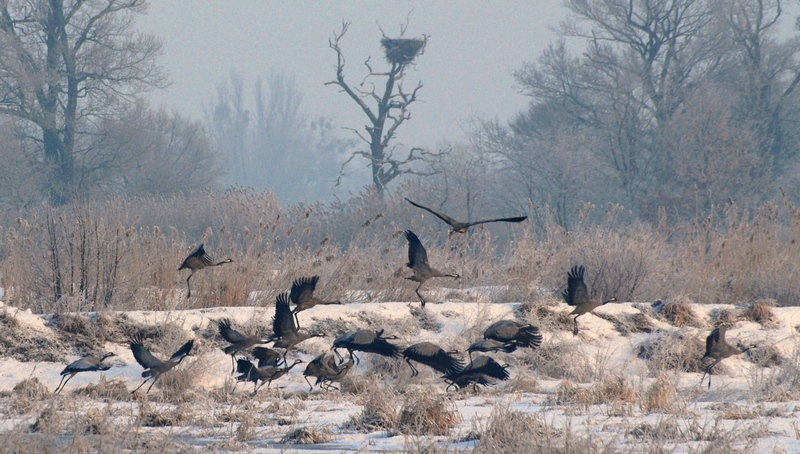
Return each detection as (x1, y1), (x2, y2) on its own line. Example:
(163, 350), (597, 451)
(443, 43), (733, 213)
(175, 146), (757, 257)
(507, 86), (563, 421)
(1, 0), (799, 230)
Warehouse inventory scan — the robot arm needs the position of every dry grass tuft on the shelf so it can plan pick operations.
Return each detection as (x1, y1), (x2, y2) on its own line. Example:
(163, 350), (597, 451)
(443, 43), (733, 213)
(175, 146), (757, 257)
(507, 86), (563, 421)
(29, 404), (61, 434)
(636, 330), (705, 374)
(13, 377), (48, 400)
(474, 403), (601, 453)
(281, 426), (336, 444)
(523, 342), (593, 382)
(655, 298), (703, 328)
(407, 306), (443, 332)
(744, 343), (783, 367)
(528, 304), (575, 334)
(710, 308), (739, 326)
(346, 379), (398, 432)
(0, 313), (64, 362)
(641, 375), (679, 413)
(594, 312), (654, 335)
(72, 376), (131, 401)
(740, 299), (777, 327)
(628, 417), (681, 441)
(397, 389), (462, 435)
(138, 401), (192, 427)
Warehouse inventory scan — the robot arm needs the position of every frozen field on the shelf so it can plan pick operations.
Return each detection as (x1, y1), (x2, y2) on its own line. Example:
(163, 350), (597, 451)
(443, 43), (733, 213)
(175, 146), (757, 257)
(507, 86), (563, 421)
(1, 289), (799, 453)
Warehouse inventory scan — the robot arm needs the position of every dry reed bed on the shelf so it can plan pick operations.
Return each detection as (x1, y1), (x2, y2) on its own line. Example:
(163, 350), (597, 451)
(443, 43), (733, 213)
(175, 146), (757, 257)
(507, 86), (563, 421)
(3, 190), (800, 314)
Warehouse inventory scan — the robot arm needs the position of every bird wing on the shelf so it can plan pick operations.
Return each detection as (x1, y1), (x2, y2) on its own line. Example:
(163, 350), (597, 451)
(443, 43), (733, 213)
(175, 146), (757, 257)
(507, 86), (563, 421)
(217, 318), (247, 344)
(129, 339), (163, 369)
(484, 320), (516, 342)
(236, 358), (256, 379)
(290, 276), (319, 305)
(405, 198), (460, 228)
(474, 356), (510, 380)
(562, 265), (590, 306)
(404, 230), (429, 268)
(705, 327), (722, 355)
(252, 347), (281, 367)
(272, 292), (297, 336)
(459, 216), (528, 229)
(170, 339), (195, 362)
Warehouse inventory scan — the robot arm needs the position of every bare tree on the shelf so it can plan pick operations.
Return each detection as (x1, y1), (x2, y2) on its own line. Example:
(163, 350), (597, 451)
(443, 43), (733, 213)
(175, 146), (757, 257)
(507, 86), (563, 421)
(0, 0), (167, 205)
(326, 21), (443, 196)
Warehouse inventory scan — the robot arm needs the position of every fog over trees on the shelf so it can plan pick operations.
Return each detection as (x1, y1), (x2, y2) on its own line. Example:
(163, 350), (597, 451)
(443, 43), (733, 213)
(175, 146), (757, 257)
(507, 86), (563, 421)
(1, 0), (800, 229)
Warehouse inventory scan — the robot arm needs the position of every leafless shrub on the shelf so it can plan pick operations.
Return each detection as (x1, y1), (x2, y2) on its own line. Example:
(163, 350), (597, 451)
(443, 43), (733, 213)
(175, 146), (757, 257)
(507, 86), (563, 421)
(281, 426), (336, 444)
(740, 299), (777, 327)
(636, 330), (705, 374)
(397, 389), (462, 436)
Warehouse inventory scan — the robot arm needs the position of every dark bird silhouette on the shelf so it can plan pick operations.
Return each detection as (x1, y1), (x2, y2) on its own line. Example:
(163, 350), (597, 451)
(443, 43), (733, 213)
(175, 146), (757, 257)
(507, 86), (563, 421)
(178, 243), (233, 298)
(270, 292), (324, 362)
(483, 320), (543, 349)
(129, 337), (194, 394)
(405, 198), (527, 234)
(252, 346), (283, 368)
(402, 341), (464, 377)
(467, 339), (517, 360)
(290, 276), (341, 328)
(54, 352), (115, 394)
(303, 352), (354, 391)
(217, 318), (271, 374)
(445, 355), (510, 391)
(700, 325), (754, 389)
(332, 329), (401, 364)
(562, 265), (617, 336)
(404, 230), (460, 307)
(235, 358), (303, 393)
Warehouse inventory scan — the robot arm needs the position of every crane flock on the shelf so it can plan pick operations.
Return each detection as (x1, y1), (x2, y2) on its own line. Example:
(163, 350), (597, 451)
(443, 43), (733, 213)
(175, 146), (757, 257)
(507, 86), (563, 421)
(45, 204), (752, 395)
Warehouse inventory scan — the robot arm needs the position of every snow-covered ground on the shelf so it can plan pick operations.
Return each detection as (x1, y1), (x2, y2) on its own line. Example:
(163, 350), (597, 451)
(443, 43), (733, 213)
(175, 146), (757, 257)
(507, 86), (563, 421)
(1, 291), (799, 452)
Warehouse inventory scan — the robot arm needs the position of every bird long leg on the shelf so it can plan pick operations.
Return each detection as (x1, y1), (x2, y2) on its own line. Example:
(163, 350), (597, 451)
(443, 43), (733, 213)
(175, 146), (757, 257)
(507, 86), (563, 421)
(54, 374), (73, 394)
(573, 315), (580, 336)
(146, 376), (160, 393)
(293, 312), (302, 330)
(131, 378), (151, 394)
(415, 283), (427, 307)
(700, 361), (719, 389)
(230, 355), (236, 375)
(305, 376), (314, 392)
(406, 359), (419, 377)
(333, 348), (343, 362)
(186, 271), (195, 299)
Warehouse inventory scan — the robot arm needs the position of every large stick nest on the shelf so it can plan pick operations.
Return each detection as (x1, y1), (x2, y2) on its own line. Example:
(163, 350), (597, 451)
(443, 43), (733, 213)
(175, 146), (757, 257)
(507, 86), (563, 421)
(380, 37), (426, 65)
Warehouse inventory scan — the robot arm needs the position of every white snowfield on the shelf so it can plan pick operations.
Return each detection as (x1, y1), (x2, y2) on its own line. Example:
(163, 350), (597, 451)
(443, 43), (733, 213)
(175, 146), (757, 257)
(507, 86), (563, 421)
(1, 292), (799, 452)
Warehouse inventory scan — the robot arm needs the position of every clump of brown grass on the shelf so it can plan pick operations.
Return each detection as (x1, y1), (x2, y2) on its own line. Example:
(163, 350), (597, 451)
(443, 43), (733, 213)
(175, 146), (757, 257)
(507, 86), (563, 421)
(594, 312), (654, 335)
(522, 342), (593, 382)
(281, 426), (336, 444)
(628, 417), (681, 441)
(0, 311), (64, 362)
(397, 389), (462, 436)
(655, 298), (702, 328)
(346, 379), (398, 432)
(138, 401), (192, 427)
(636, 330), (705, 374)
(29, 404), (61, 434)
(552, 376), (638, 408)
(13, 377), (48, 400)
(641, 375), (679, 413)
(744, 343), (783, 367)
(474, 403), (601, 454)
(708, 402), (762, 420)
(740, 299), (777, 327)
(72, 377), (131, 401)
(710, 308), (739, 326)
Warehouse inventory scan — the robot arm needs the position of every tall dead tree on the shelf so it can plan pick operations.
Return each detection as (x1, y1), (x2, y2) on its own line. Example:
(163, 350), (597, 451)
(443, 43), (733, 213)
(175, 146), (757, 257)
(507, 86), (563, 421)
(326, 21), (441, 196)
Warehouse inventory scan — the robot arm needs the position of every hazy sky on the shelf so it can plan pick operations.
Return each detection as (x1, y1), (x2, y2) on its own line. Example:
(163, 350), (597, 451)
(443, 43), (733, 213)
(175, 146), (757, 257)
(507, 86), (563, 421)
(137, 1), (567, 149)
